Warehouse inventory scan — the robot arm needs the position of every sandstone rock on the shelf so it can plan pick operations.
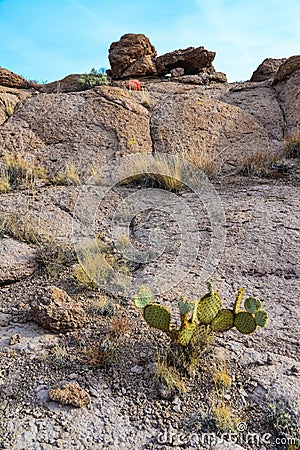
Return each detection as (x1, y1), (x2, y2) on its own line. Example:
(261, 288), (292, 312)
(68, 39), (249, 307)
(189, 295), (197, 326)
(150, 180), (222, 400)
(109, 34), (157, 79)
(0, 67), (30, 89)
(0, 238), (36, 283)
(156, 46), (215, 76)
(174, 71), (227, 85)
(250, 57), (286, 82)
(0, 86), (152, 179)
(151, 94), (271, 173)
(48, 381), (90, 407)
(273, 55), (300, 136)
(0, 87), (32, 125)
(36, 74), (83, 94)
(273, 55), (300, 83)
(31, 285), (86, 333)
(219, 81), (285, 144)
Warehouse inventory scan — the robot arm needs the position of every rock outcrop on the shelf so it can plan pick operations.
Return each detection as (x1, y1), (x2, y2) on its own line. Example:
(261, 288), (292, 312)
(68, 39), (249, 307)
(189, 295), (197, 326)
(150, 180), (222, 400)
(156, 46), (216, 76)
(36, 74), (83, 94)
(0, 238), (36, 283)
(0, 67), (30, 89)
(250, 57), (286, 82)
(31, 285), (86, 333)
(0, 86), (152, 178)
(273, 55), (300, 136)
(151, 94), (271, 172)
(108, 34), (223, 82)
(109, 33), (157, 79)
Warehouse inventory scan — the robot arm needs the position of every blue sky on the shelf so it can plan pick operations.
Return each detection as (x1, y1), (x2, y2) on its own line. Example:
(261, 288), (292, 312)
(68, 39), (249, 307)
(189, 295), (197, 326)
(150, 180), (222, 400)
(0, 0), (299, 83)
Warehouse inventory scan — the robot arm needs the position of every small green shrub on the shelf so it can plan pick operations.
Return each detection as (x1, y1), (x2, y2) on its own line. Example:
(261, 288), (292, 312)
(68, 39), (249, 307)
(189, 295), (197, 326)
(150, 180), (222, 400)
(79, 68), (108, 90)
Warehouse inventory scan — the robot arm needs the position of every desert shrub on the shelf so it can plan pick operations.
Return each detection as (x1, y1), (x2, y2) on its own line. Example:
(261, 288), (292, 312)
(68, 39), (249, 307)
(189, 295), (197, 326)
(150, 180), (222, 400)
(80, 68), (108, 90)
(2, 151), (47, 188)
(284, 135), (300, 158)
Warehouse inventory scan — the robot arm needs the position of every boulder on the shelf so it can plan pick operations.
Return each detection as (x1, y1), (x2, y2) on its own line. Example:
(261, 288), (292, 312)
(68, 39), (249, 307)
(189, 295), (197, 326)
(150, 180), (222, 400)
(36, 74), (83, 94)
(0, 86), (152, 179)
(31, 285), (86, 333)
(0, 238), (36, 283)
(0, 67), (30, 89)
(0, 87), (32, 125)
(109, 33), (157, 79)
(273, 55), (300, 83)
(49, 382), (90, 407)
(151, 94), (272, 173)
(273, 55), (300, 136)
(219, 81), (285, 144)
(173, 71), (227, 85)
(155, 46), (215, 76)
(250, 58), (286, 82)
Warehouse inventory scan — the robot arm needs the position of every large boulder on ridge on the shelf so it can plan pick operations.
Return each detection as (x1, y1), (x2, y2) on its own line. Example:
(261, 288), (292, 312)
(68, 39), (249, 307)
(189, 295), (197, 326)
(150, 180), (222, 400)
(250, 58), (286, 82)
(108, 33), (157, 79)
(156, 46), (216, 76)
(0, 67), (30, 89)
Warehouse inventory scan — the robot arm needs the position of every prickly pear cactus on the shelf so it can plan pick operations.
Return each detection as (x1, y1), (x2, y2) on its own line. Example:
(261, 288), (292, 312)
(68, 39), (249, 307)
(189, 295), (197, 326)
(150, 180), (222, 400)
(211, 309), (234, 332)
(233, 288), (244, 315)
(255, 310), (268, 327)
(171, 322), (197, 346)
(134, 285), (152, 309)
(143, 304), (171, 331)
(244, 297), (261, 314)
(197, 282), (221, 324)
(234, 311), (257, 334)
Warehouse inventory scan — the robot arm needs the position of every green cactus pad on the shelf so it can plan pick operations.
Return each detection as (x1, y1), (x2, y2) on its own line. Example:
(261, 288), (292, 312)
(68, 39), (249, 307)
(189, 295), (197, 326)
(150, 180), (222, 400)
(255, 310), (268, 327)
(134, 286), (152, 309)
(244, 297), (261, 314)
(175, 323), (197, 346)
(197, 290), (221, 325)
(178, 298), (193, 315)
(234, 311), (257, 334)
(143, 304), (171, 331)
(211, 309), (234, 332)
(233, 288), (244, 315)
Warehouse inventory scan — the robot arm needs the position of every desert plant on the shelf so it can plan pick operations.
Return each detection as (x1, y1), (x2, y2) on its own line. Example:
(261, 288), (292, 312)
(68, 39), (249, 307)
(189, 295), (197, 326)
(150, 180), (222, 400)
(79, 68), (108, 90)
(3, 151), (47, 188)
(36, 241), (76, 278)
(134, 282), (268, 372)
(284, 135), (300, 158)
(269, 399), (300, 450)
(0, 169), (10, 193)
(120, 153), (184, 192)
(53, 163), (80, 186)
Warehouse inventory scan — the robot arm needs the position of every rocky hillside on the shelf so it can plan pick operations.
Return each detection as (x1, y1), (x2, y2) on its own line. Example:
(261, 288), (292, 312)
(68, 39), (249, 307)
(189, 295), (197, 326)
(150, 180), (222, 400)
(0, 35), (299, 450)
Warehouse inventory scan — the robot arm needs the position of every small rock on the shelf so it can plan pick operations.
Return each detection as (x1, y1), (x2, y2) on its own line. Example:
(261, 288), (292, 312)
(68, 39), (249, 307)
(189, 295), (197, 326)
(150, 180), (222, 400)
(48, 381), (90, 408)
(130, 365), (143, 374)
(31, 285), (86, 333)
(224, 394), (231, 400)
(9, 333), (21, 345)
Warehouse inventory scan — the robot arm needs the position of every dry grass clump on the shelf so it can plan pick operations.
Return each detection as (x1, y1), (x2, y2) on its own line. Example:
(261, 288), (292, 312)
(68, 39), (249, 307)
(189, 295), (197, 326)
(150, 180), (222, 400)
(0, 169), (10, 193)
(0, 211), (41, 244)
(284, 134), (300, 158)
(181, 144), (221, 176)
(2, 151), (47, 188)
(120, 153), (183, 192)
(53, 163), (80, 186)
(73, 238), (131, 293)
(154, 354), (187, 394)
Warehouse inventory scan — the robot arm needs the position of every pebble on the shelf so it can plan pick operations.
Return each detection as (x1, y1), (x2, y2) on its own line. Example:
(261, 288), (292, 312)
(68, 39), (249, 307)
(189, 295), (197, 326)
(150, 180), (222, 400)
(130, 365), (143, 374)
